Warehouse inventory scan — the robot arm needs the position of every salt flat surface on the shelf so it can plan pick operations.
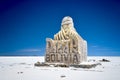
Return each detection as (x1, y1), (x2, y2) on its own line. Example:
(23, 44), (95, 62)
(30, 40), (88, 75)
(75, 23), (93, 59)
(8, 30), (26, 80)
(0, 56), (120, 80)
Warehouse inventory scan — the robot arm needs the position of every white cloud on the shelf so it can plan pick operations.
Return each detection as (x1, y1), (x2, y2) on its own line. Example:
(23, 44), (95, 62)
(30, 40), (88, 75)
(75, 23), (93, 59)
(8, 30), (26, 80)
(96, 48), (111, 50)
(18, 48), (41, 52)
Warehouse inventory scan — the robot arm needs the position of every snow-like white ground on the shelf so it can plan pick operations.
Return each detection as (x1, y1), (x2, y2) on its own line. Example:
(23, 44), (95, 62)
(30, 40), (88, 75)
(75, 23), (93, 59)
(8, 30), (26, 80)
(0, 56), (120, 80)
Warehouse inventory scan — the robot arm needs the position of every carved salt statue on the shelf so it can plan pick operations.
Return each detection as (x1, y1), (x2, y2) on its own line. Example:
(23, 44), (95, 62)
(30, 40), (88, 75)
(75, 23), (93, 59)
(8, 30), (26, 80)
(45, 16), (87, 65)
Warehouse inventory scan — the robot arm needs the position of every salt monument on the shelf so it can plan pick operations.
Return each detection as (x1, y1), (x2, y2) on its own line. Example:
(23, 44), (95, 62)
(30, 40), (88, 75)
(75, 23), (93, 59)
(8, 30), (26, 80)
(45, 16), (87, 65)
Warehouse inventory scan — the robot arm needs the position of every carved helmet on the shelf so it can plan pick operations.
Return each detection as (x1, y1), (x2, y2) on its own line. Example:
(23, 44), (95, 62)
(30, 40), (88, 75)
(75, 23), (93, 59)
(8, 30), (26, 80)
(61, 16), (74, 26)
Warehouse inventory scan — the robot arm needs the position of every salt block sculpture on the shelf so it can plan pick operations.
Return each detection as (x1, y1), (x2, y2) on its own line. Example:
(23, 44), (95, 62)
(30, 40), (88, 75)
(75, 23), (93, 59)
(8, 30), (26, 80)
(45, 16), (87, 65)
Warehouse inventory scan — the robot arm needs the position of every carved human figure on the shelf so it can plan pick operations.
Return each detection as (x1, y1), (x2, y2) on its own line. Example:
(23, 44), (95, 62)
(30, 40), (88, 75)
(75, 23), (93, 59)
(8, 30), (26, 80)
(54, 16), (83, 53)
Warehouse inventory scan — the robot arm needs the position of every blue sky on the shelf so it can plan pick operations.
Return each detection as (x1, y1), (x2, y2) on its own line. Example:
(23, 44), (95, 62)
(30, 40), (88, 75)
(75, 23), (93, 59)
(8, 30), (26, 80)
(0, 0), (120, 56)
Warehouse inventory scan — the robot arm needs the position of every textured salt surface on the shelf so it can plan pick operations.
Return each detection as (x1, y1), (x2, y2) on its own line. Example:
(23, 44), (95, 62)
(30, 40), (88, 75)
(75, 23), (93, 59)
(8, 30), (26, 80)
(0, 56), (120, 80)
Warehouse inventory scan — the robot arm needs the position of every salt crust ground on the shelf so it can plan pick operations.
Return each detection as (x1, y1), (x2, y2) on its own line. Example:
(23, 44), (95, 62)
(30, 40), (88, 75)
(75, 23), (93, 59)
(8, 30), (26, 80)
(0, 56), (120, 80)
